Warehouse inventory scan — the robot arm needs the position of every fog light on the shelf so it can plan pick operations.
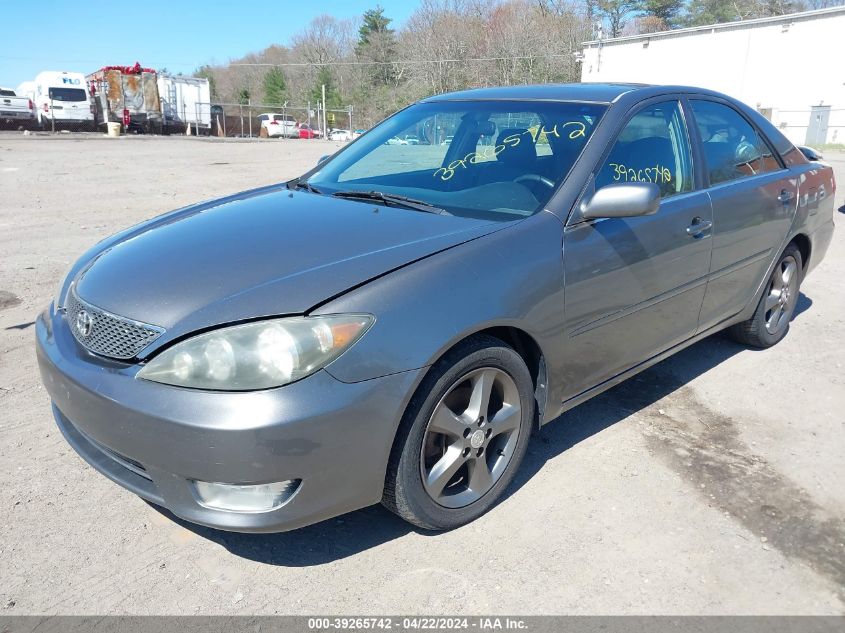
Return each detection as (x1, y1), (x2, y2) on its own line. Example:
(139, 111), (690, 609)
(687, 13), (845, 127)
(192, 479), (301, 513)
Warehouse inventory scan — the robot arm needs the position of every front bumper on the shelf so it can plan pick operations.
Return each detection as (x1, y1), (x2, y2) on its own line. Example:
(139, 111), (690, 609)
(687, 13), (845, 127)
(36, 304), (421, 532)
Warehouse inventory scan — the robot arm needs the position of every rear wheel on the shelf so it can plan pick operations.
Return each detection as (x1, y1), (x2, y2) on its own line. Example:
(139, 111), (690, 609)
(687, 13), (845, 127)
(728, 243), (803, 348)
(383, 335), (534, 530)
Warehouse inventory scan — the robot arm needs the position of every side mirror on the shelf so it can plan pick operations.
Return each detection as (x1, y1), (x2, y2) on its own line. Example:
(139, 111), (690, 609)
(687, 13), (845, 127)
(317, 154), (330, 166)
(581, 182), (661, 220)
(798, 145), (823, 161)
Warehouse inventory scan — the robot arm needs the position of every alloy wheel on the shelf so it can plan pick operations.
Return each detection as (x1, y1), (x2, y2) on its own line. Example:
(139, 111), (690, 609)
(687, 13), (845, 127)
(420, 367), (522, 508)
(764, 255), (799, 335)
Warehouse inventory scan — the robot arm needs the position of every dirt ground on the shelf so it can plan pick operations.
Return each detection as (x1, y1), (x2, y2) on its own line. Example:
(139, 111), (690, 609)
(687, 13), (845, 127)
(0, 134), (843, 615)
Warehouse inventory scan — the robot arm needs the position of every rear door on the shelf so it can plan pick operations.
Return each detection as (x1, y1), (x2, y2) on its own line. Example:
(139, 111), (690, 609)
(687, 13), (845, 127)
(561, 98), (713, 399)
(688, 99), (797, 331)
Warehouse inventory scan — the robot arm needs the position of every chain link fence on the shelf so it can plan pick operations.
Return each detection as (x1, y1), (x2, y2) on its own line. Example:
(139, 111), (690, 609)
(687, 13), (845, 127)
(2, 98), (356, 138)
(197, 102), (355, 139)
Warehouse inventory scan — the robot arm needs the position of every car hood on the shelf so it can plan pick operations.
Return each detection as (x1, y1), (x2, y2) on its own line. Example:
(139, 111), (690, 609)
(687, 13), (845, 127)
(74, 186), (502, 349)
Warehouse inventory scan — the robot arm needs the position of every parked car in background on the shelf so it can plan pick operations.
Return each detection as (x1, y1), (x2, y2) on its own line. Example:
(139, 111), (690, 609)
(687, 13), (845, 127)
(0, 87), (34, 125)
(403, 134), (421, 145)
(440, 134), (454, 145)
(31, 71), (95, 130)
(329, 129), (353, 141)
(260, 113), (297, 138)
(385, 135), (408, 145)
(298, 123), (321, 139)
(353, 129), (367, 138)
(38, 84), (834, 534)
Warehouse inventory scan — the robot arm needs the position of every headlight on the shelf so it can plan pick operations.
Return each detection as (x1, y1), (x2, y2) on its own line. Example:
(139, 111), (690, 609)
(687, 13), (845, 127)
(54, 260), (77, 309)
(137, 314), (373, 390)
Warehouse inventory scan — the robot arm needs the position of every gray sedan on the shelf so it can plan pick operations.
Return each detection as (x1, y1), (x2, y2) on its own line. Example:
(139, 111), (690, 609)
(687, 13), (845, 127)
(36, 84), (835, 532)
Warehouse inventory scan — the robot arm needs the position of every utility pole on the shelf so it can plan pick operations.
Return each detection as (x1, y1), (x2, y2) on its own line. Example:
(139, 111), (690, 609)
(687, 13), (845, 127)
(321, 84), (327, 140)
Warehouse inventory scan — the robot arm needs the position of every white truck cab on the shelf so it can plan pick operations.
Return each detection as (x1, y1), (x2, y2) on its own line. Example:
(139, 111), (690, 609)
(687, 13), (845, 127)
(32, 71), (94, 129)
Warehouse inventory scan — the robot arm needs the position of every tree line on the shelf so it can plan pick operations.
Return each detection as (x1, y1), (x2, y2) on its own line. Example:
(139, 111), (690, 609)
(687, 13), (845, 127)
(194, 0), (842, 127)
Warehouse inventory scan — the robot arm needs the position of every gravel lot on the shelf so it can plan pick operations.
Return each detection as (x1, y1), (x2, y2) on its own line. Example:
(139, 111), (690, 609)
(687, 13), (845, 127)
(0, 134), (843, 615)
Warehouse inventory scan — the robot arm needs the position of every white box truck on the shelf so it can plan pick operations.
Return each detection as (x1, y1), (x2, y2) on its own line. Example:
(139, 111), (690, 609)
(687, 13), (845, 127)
(158, 75), (211, 134)
(31, 71), (95, 130)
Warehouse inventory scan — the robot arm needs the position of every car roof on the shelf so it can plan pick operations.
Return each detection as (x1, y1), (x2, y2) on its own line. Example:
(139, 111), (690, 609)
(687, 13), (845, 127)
(422, 83), (732, 104)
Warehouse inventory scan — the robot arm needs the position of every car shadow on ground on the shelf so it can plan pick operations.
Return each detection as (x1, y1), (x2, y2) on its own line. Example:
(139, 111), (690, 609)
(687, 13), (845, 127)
(154, 293), (812, 566)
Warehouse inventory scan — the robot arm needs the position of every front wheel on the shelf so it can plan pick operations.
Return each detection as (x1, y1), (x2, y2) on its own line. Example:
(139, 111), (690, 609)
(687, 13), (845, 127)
(728, 243), (803, 348)
(383, 335), (535, 530)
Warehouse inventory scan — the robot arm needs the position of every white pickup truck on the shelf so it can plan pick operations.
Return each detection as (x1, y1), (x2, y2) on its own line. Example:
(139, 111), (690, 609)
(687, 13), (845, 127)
(0, 87), (34, 125)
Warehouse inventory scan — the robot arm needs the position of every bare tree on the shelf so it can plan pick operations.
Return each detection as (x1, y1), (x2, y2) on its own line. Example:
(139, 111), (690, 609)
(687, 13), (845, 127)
(596, 0), (640, 37)
(195, 0), (598, 126)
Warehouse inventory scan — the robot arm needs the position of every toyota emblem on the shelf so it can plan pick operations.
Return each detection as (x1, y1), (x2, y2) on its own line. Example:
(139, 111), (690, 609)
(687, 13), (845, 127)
(75, 309), (94, 337)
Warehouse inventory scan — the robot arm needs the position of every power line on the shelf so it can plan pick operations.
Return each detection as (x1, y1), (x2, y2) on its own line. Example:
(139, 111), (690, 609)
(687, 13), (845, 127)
(229, 52), (578, 68)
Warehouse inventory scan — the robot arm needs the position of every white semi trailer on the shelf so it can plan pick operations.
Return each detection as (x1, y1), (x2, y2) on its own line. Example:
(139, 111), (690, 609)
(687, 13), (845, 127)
(158, 75), (211, 134)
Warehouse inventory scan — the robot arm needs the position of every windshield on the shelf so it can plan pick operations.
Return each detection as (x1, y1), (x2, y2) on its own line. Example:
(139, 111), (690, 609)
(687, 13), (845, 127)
(308, 100), (605, 220)
(47, 88), (87, 102)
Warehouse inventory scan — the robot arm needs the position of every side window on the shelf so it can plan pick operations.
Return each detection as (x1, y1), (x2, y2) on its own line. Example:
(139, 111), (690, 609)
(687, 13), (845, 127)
(257, 114), (268, 122)
(690, 100), (780, 185)
(597, 100), (693, 199)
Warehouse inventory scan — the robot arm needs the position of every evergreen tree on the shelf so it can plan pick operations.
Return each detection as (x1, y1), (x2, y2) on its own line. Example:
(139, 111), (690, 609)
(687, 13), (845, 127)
(358, 5), (393, 45)
(263, 67), (287, 106)
(357, 5), (397, 85)
(639, 0), (685, 27)
(310, 67), (343, 109)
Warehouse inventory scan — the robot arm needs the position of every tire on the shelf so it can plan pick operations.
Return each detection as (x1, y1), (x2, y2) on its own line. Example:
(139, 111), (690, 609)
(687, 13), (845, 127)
(383, 335), (535, 530)
(728, 243), (803, 348)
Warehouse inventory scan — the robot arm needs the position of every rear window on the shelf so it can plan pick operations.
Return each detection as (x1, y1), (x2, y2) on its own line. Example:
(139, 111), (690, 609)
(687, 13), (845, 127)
(0, 89), (15, 97)
(48, 88), (87, 102)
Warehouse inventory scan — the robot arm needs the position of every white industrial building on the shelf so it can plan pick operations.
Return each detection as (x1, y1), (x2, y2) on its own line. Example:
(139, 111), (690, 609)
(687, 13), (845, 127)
(580, 6), (845, 146)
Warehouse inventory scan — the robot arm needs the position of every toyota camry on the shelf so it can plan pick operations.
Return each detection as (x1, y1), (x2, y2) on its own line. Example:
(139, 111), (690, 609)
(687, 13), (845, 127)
(36, 84), (835, 532)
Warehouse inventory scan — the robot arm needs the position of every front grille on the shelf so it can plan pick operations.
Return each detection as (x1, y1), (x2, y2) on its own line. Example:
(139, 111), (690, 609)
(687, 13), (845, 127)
(65, 287), (164, 360)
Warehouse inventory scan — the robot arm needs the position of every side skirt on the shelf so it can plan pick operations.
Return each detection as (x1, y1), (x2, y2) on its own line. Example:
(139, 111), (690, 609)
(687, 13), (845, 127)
(547, 312), (744, 423)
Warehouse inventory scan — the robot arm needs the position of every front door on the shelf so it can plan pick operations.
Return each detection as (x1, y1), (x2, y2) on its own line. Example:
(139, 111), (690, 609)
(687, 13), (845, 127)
(561, 99), (713, 401)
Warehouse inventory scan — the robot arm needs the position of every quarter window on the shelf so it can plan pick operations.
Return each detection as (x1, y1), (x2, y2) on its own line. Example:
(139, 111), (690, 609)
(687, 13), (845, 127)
(690, 100), (780, 185)
(597, 100), (693, 199)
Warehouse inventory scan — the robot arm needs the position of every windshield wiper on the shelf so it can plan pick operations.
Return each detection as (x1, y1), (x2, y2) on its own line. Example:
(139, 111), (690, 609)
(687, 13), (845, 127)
(331, 190), (451, 215)
(286, 177), (323, 195)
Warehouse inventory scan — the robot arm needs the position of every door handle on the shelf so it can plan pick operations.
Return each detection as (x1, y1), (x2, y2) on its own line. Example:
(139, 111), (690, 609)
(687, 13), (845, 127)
(777, 189), (795, 203)
(686, 218), (712, 237)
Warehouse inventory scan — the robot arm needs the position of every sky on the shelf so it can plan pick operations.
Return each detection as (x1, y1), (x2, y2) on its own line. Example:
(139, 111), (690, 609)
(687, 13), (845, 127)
(0, 0), (417, 89)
